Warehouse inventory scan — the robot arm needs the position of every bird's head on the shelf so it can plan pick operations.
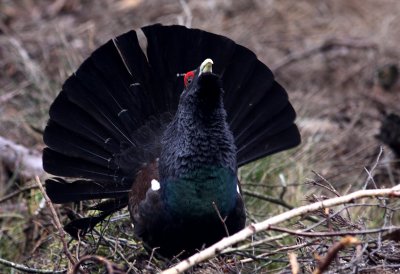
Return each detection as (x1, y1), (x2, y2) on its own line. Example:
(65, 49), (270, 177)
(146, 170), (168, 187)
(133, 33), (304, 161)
(179, 58), (224, 114)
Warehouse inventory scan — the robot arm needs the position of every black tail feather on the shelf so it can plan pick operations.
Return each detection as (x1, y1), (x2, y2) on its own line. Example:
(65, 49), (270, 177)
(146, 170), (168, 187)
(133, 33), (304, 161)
(44, 121), (116, 169)
(238, 125), (300, 166)
(64, 213), (109, 238)
(239, 104), (297, 150)
(225, 60), (275, 127)
(63, 75), (137, 147)
(48, 92), (122, 153)
(43, 149), (130, 182)
(233, 82), (291, 146)
(45, 178), (129, 203)
(62, 196), (129, 239)
(113, 31), (151, 85)
(63, 196), (129, 238)
(89, 196), (129, 211)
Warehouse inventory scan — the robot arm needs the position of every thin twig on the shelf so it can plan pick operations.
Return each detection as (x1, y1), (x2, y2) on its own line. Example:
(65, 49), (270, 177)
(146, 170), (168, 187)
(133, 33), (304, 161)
(0, 256), (66, 273)
(72, 255), (125, 274)
(0, 184), (38, 203)
(212, 201), (229, 237)
(93, 229), (137, 271)
(243, 189), (319, 223)
(77, 227), (139, 273)
(148, 247), (160, 268)
(363, 146), (383, 190)
(309, 171), (352, 221)
(267, 225), (399, 238)
(242, 189), (293, 210)
(35, 176), (77, 268)
(310, 171), (341, 197)
(238, 241), (313, 264)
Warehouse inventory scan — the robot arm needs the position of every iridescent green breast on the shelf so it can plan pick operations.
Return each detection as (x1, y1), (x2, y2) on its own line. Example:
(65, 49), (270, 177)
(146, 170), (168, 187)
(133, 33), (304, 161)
(163, 165), (237, 219)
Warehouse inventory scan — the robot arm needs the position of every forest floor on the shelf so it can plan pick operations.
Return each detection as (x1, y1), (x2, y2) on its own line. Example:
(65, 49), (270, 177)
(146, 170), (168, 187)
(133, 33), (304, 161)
(1, 0), (400, 273)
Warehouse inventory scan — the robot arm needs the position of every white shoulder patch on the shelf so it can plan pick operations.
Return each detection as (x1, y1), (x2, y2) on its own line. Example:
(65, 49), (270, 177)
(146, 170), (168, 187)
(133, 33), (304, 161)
(237, 184), (240, 194)
(151, 179), (161, 191)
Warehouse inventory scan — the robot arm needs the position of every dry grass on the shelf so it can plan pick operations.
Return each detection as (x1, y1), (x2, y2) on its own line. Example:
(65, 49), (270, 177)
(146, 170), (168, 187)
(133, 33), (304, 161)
(1, 0), (400, 273)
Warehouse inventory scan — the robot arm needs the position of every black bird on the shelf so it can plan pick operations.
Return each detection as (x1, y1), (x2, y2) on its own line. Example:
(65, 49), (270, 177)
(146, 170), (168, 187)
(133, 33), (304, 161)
(43, 24), (301, 257)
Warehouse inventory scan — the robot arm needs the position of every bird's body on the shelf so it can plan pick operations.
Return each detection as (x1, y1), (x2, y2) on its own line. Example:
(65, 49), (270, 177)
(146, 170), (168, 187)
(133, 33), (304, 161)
(43, 24), (300, 257)
(130, 67), (245, 255)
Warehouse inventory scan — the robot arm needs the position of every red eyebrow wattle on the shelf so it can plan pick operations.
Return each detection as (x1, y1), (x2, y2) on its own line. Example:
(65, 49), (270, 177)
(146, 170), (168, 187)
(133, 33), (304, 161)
(184, 71), (195, 87)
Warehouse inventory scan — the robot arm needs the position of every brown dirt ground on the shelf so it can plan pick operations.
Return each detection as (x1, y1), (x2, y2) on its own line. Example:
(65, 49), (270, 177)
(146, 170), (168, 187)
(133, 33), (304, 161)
(1, 0), (400, 273)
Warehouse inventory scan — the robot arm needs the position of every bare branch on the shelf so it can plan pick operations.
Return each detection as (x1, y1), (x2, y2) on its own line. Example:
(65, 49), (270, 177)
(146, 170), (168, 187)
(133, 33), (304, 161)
(310, 170), (341, 197)
(72, 255), (125, 274)
(242, 189), (293, 210)
(288, 252), (299, 274)
(313, 236), (360, 274)
(0, 184), (38, 203)
(212, 201), (229, 237)
(238, 241), (313, 264)
(267, 225), (399, 237)
(363, 146), (383, 190)
(35, 176), (77, 269)
(0, 256), (66, 273)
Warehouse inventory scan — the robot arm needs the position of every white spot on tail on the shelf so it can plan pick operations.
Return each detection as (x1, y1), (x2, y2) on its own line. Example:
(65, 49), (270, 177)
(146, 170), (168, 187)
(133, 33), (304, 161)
(151, 179), (160, 191)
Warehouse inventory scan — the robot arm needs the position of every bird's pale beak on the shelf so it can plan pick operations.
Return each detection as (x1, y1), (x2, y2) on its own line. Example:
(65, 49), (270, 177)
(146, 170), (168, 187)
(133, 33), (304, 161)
(199, 58), (213, 75)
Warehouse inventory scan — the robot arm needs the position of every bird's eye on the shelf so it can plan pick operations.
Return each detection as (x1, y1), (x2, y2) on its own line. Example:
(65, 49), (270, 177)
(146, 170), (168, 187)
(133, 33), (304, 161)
(184, 71), (195, 88)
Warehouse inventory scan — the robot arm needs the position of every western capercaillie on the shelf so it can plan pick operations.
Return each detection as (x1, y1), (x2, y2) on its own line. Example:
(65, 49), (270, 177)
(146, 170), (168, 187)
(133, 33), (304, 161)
(43, 24), (301, 257)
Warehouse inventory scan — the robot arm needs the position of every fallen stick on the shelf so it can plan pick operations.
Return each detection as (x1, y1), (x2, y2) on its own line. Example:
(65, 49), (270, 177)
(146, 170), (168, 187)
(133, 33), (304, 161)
(35, 176), (77, 269)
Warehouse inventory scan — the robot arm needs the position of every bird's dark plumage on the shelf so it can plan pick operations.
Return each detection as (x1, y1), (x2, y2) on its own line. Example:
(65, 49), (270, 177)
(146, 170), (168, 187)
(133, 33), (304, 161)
(43, 24), (301, 257)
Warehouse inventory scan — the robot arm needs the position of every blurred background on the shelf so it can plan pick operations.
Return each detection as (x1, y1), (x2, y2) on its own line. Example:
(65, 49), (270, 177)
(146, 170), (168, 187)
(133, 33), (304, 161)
(1, 0), (400, 273)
